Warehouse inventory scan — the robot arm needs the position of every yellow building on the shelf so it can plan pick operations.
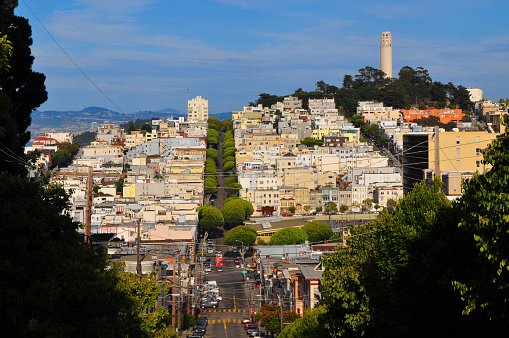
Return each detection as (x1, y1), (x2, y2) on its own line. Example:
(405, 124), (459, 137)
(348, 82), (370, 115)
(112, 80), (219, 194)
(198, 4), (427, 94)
(403, 130), (497, 194)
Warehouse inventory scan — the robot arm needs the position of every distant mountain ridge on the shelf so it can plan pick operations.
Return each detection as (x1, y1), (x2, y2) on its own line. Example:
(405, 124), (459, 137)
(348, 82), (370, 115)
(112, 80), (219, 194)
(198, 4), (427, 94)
(28, 107), (232, 139)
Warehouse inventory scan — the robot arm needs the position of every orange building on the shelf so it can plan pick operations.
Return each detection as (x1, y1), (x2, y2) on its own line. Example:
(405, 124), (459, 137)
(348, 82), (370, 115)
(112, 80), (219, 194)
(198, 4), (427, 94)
(402, 108), (464, 123)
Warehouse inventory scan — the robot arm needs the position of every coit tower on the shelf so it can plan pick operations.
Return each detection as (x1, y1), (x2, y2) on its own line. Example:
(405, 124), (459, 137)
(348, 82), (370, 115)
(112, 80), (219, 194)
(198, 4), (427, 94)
(380, 31), (392, 78)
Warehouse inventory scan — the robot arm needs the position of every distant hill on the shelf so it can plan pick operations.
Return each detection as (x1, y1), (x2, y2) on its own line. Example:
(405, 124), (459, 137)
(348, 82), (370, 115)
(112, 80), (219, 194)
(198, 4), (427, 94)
(28, 106), (232, 139)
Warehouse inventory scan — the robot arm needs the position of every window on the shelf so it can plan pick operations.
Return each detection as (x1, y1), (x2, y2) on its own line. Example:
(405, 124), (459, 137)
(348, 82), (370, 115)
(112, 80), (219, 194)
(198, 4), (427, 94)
(476, 161), (481, 168)
(476, 148), (481, 156)
(456, 148), (460, 156)
(456, 136), (460, 145)
(456, 160), (461, 168)
(476, 136), (480, 144)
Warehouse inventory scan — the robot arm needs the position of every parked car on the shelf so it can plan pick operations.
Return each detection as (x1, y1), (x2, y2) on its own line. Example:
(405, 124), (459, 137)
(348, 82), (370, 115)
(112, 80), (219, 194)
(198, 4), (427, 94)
(245, 323), (257, 330)
(197, 318), (207, 327)
(251, 332), (266, 337)
(241, 318), (251, 324)
(205, 264), (211, 272)
(232, 246), (238, 253)
(190, 331), (205, 338)
(202, 300), (218, 308)
(281, 213), (289, 216)
(194, 325), (206, 333)
(235, 259), (241, 268)
(207, 247), (214, 254)
(247, 327), (259, 335)
(217, 266), (223, 272)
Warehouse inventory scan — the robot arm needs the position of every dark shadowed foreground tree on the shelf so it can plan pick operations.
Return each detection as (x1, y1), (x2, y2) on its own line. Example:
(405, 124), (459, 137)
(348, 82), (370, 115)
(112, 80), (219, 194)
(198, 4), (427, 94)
(0, 173), (177, 337)
(0, 0), (47, 146)
(453, 115), (509, 328)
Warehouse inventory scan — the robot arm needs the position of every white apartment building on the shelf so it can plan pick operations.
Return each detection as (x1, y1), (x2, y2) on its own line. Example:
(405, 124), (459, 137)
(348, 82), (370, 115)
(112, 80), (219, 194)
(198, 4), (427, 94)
(187, 95), (209, 122)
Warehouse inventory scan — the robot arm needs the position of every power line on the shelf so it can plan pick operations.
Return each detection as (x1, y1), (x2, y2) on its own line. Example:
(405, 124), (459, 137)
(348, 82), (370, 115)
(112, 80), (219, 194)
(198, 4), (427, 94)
(21, 0), (128, 119)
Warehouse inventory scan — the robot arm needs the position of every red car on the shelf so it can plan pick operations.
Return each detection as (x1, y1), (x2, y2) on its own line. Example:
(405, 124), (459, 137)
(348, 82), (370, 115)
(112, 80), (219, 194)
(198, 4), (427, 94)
(281, 213), (289, 216)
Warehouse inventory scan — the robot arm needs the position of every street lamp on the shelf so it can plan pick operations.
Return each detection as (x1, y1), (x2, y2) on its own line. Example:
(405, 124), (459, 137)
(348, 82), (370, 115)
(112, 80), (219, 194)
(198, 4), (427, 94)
(235, 239), (245, 265)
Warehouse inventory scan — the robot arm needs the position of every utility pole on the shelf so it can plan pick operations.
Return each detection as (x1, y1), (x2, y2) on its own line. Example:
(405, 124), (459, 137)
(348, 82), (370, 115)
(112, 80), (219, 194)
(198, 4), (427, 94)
(434, 126), (440, 180)
(136, 219), (141, 276)
(177, 254), (181, 332)
(85, 166), (93, 244)
(172, 253), (176, 330)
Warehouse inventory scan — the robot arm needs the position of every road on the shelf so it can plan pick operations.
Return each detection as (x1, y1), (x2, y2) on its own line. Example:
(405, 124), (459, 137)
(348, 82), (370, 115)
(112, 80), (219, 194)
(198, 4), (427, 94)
(197, 240), (253, 338)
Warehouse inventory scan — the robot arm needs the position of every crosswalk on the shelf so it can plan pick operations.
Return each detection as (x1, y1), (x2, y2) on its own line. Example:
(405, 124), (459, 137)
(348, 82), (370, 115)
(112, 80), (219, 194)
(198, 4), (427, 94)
(202, 309), (246, 313)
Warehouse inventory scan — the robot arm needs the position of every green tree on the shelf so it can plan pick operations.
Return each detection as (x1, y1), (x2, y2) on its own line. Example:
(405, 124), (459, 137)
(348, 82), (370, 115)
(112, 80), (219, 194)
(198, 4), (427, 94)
(223, 225), (257, 246)
(206, 148), (219, 163)
(52, 149), (70, 167)
(222, 138), (235, 149)
(256, 304), (300, 334)
(222, 201), (247, 226)
(207, 136), (218, 147)
(126, 120), (136, 134)
(269, 227), (308, 245)
(220, 119), (233, 131)
(454, 115), (509, 322)
(207, 128), (219, 139)
(223, 160), (235, 171)
(324, 201), (337, 214)
(320, 180), (452, 337)
(340, 205), (348, 213)
(301, 221), (333, 243)
(226, 182), (242, 195)
(223, 155), (235, 163)
(140, 123), (152, 133)
(222, 147), (237, 158)
(204, 176), (218, 195)
(289, 206), (296, 214)
(207, 116), (220, 130)
(280, 306), (328, 338)
(198, 205), (224, 230)
(224, 175), (238, 187)
(0, 173), (166, 336)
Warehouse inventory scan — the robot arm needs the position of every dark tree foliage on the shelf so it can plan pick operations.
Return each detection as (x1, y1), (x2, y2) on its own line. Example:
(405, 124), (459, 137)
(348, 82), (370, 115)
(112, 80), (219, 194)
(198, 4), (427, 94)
(249, 93), (284, 108)
(0, 173), (146, 336)
(0, 1), (47, 146)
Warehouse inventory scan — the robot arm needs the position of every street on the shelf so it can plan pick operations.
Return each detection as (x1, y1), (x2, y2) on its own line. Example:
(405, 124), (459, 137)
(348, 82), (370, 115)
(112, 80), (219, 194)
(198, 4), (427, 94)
(198, 240), (253, 338)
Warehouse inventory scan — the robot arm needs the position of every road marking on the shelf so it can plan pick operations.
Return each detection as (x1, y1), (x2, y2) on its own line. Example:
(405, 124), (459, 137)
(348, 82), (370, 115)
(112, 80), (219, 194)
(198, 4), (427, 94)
(228, 309), (231, 312)
(233, 293), (236, 310)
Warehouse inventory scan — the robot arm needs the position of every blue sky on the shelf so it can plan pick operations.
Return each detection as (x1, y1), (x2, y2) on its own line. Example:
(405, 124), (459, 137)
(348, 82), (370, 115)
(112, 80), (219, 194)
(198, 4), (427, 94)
(15, 0), (509, 115)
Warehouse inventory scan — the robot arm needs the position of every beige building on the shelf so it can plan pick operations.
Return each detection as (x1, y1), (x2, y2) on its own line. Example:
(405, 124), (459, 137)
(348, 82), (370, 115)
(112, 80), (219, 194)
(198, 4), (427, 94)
(373, 186), (403, 207)
(283, 167), (315, 190)
(187, 95), (209, 122)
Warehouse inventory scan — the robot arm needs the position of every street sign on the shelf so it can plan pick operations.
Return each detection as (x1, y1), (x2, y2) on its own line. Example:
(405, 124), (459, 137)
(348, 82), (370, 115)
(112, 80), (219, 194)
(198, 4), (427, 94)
(251, 310), (254, 314)
(242, 270), (247, 274)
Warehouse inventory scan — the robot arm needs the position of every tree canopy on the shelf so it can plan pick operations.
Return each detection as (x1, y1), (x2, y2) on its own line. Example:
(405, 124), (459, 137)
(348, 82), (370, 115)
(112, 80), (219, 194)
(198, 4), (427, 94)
(223, 225), (257, 246)
(198, 205), (224, 230)
(301, 221), (333, 243)
(269, 227), (308, 245)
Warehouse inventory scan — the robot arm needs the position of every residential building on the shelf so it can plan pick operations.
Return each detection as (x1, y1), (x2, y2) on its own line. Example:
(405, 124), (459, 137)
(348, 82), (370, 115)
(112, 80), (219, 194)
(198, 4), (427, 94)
(187, 95), (209, 122)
